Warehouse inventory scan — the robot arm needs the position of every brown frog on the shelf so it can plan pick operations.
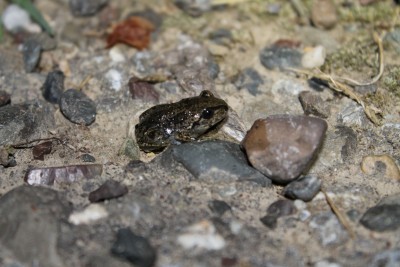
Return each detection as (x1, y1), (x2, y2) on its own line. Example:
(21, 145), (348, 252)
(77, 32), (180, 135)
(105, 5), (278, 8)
(135, 90), (228, 152)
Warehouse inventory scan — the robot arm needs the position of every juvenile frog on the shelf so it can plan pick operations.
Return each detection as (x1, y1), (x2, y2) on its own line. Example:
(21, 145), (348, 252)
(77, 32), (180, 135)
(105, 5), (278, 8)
(135, 90), (228, 152)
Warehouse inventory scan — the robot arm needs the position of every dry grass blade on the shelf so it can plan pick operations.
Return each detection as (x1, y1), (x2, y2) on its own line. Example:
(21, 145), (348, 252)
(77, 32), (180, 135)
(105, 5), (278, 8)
(321, 188), (356, 240)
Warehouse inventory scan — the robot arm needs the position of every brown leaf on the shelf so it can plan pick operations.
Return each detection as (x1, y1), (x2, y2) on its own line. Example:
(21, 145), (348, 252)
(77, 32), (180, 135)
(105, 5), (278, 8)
(106, 16), (155, 49)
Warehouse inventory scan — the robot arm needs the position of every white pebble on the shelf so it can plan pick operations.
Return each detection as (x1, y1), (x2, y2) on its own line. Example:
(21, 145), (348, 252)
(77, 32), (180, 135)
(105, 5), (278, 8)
(68, 204), (108, 225)
(2, 4), (41, 33)
(177, 220), (226, 250)
(294, 199), (307, 210)
(109, 47), (126, 63)
(302, 45), (326, 69)
(105, 69), (123, 91)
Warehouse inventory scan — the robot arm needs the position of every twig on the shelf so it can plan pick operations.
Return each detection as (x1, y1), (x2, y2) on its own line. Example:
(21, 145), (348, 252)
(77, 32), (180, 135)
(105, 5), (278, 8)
(77, 75), (92, 90)
(321, 187), (356, 240)
(11, 137), (61, 149)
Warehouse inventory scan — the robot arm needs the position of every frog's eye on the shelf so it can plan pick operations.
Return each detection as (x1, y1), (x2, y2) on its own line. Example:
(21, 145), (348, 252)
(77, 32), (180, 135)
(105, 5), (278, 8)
(200, 90), (213, 98)
(201, 108), (214, 119)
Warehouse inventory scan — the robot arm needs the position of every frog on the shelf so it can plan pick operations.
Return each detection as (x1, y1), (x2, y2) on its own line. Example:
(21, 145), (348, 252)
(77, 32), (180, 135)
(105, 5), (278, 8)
(135, 90), (228, 152)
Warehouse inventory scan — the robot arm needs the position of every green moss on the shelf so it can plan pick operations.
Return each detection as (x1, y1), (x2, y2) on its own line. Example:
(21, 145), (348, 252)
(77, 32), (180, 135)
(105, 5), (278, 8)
(339, 1), (396, 25)
(382, 65), (400, 98)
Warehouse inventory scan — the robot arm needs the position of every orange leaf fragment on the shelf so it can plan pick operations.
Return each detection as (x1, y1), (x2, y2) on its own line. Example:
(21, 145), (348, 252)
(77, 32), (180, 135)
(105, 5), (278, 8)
(106, 16), (155, 49)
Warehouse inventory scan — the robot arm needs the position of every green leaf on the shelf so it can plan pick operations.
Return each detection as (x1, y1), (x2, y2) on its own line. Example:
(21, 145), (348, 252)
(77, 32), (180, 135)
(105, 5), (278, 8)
(11, 0), (53, 36)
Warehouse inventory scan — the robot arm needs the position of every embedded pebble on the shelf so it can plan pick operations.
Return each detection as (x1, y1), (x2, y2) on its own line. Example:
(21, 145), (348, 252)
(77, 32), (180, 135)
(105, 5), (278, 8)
(166, 140), (272, 186)
(177, 220), (226, 250)
(69, 0), (109, 16)
(0, 147), (16, 167)
(208, 200), (231, 216)
(22, 39), (41, 72)
(0, 186), (71, 267)
(209, 28), (233, 45)
(259, 44), (302, 71)
(128, 76), (159, 102)
(360, 194), (400, 232)
(311, 0), (338, 30)
(299, 91), (330, 118)
(105, 69), (123, 91)
(233, 67), (264, 95)
(88, 180), (128, 202)
(361, 154), (400, 181)
(41, 70), (65, 104)
(25, 164), (103, 185)
(301, 45), (326, 69)
(337, 101), (369, 127)
(81, 153), (96, 162)
(32, 141), (53, 160)
(59, 89), (96, 125)
(0, 90), (11, 107)
(174, 0), (211, 17)
(1, 4), (41, 33)
(260, 199), (297, 229)
(309, 212), (348, 247)
(111, 228), (156, 267)
(242, 115), (327, 184)
(283, 175), (322, 202)
(68, 204), (108, 225)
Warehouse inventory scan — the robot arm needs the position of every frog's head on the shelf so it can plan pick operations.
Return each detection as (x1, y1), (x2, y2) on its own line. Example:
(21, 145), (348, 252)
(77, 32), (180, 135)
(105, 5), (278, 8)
(135, 124), (171, 152)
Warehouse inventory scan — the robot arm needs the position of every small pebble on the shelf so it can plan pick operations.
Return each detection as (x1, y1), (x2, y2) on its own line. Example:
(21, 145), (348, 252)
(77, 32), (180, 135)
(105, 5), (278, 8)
(283, 175), (322, 202)
(81, 153), (96, 162)
(88, 180), (128, 203)
(128, 76), (159, 103)
(241, 115), (327, 184)
(32, 141), (53, 161)
(259, 43), (302, 71)
(299, 91), (330, 118)
(111, 228), (156, 267)
(174, 0), (211, 17)
(177, 220), (225, 250)
(260, 199), (296, 229)
(59, 89), (96, 126)
(233, 67), (264, 96)
(361, 154), (400, 181)
(301, 45), (326, 69)
(311, 0), (338, 30)
(28, 33), (57, 51)
(69, 0), (108, 17)
(309, 212), (348, 247)
(360, 200), (400, 232)
(105, 69), (123, 91)
(208, 200), (231, 216)
(1, 4), (41, 33)
(209, 28), (233, 46)
(22, 39), (41, 72)
(68, 204), (108, 225)
(41, 70), (65, 104)
(337, 101), (369, 127)
(0, 91), (11, 107)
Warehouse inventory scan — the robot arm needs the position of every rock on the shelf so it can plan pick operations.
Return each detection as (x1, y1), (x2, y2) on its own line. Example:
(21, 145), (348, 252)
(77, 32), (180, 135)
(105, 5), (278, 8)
(309, 212), (348, 247)
(119, 138), (140, 160)
(0, 90), (11, 107)
(260, 44), (302, 71)
(337, 101), (369, 127)
(360, 195), (400, 232)
(208, 200), (231, 216)
(128, 76), (159, 102)
(233, 67), (264, 95)
(0, 185), (71, 267)
(111, 228), (156, 267)
(22, 39), (41, 72)
(81, 153), (96, 162)
(301, 45), (326, 69)
(174, 0), (212, 17)
(177, 220), (225, 250)
(382, 123), (400, 149)
(0, 147), (16, 167)
(59, 89), (96, 126)
(0, 101), (55, 146)
(25, 164), (103, 185)
(69, 0), (108, 17)
(68, 204), (108, 225)
(361, 155), (400, 181)
(209, 28), (233, 45)
(1, 4), (41, 33)
(32, 141), (53, 160)
(88, 180), (128, 202)
(105, 69), (123, 91)
(369, 250), (400, 267)
(242, 115), (327, 184)
(41, 70), (65, 104)
(260, 199), (297, 229)
(283, 175), (322, 201)
(311, 0), (338, 30)
(165, 140), (272, 187)
(299, 91), (330, 118)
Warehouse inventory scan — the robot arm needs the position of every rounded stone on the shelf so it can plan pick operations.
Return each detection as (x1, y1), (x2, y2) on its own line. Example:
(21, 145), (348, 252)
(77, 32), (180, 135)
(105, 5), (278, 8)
(59, 89), (96, 126)
(283, 175), (322, 202)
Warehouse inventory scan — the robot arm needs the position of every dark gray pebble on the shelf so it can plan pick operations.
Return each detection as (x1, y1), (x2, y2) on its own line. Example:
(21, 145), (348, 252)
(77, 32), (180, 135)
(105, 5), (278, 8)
(174, 0), (211, 17)
(298, 91), (330, 118)
(209, 28), (233, 45)
(22, 39), (41, 72)
(283, 175), (322, 202)
(260, 215), (278, 229)
(81, 153), (96, 162)
(111, 228), (156, 267)
(88, 180), (128, 202)
(59, 89), (96, 125)
(0, 90), (11, 107)
(69, 0), (108, 16)
(267, 199), (297, 217)
(167, 140), (272, 187)
(234, 67), (264, 96)
(259, 44), (302, 71)
(208, 200), (231, 216)
(360, 204), (400, 232)
(42, 70), (65, 104)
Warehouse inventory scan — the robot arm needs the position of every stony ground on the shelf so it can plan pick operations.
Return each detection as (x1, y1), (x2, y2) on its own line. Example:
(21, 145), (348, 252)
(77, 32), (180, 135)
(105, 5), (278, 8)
(1, 0), (400, 267)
